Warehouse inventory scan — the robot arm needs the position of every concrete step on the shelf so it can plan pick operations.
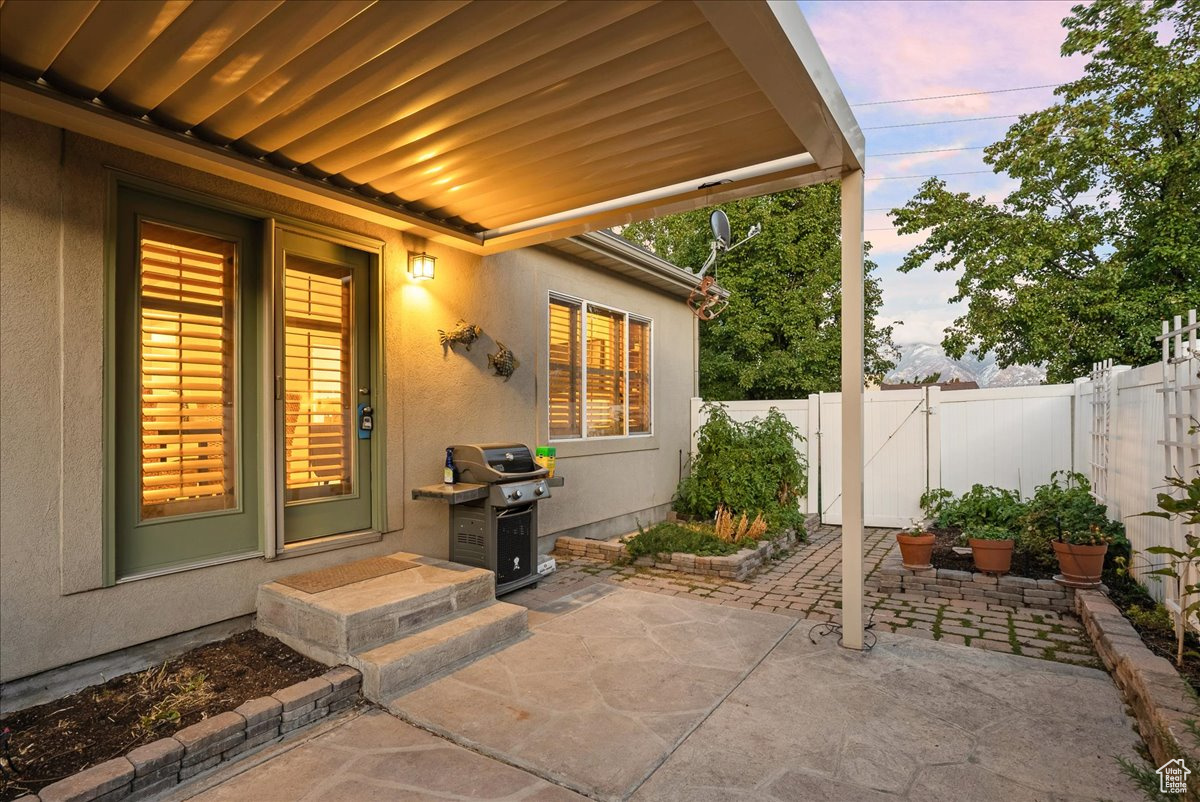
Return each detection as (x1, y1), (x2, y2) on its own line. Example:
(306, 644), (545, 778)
(355, 601), (528, 702)
(256, 553), (496, 664)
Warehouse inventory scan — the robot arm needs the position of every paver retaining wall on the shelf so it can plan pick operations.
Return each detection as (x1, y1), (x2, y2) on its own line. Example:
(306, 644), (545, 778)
(554, 529), (799, 582)
(18, 666), (361, 802)
(1075, 589), (1200, 797)
(868, 543), (1077, 613)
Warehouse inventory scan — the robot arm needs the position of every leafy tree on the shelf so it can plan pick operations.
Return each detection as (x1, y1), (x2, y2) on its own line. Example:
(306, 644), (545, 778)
(891, 0), (1200, 383)
(620, 183), (896, 400)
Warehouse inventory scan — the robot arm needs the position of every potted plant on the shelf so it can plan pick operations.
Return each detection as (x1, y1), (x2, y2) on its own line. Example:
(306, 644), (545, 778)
(968, 525), (1015, 574)
(1052, 525), (1113, 588)
(896, 522), (935, 569)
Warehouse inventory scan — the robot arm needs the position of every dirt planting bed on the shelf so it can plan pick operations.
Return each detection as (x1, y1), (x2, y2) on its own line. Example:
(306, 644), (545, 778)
(1104, 576), (1200, 693)
(929, 527), (1058, 580)
(0, 630), (326, 800)
(1130, 624), (1200, 692)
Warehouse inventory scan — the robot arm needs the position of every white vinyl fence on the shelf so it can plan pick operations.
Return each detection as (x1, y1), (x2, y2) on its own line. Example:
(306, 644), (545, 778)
(1073, 364), (1173, 599)
(1075, 311), (1200, 603)
(689, 312), (1199, 603)
(692, 384), (1074, 529)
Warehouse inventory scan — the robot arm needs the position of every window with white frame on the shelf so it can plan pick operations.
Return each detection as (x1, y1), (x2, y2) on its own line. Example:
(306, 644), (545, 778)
(548, 295), (651, 439)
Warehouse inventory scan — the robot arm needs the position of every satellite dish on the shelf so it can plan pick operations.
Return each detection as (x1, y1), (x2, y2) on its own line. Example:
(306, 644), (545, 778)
(710, 210), (731, 251)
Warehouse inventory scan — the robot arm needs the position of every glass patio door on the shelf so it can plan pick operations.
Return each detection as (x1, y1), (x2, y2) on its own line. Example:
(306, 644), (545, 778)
(275, 231), (372, 543)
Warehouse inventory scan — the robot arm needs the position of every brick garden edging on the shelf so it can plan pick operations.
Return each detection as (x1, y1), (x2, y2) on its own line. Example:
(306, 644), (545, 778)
(867, 542), (1077, 613)
(21, 666), (361, 802)
(1075, 590), (1200, 784)
(554, 529), (798, 582)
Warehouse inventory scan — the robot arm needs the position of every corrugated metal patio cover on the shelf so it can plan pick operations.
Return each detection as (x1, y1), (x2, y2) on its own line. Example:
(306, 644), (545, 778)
(0, 0), (862, 250)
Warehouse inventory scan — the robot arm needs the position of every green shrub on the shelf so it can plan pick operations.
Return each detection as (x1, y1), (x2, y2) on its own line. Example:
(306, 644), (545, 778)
(674, 403), (806, 532)
(926, 484), (1025, 533)
(1124, 603), (1174, 634)
(923, 473), (1126, 571)
(919, 488), (954, 522)
(624, 522), (749, 559)
(965, 524), (1014, 541)
(1017, 471), (1126, 569)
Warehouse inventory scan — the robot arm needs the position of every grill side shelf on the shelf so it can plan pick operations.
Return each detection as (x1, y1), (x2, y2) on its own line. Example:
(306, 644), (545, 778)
(411, 483), (489, 504)
(411, 476), (564, 505)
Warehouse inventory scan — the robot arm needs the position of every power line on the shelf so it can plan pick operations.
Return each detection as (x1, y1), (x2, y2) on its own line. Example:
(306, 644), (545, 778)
(852, 83), (1064, 107)
(865, 114), (1021, 130)
(866, 169), (995, 182)
(868, 145), (988, 157)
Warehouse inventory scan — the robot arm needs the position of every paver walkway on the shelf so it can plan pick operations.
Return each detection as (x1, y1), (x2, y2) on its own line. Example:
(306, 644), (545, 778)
(511, 525), (1098, 668)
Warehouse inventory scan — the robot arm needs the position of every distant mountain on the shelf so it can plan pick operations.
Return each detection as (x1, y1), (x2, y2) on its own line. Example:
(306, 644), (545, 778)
(884, 343), (1046, 388)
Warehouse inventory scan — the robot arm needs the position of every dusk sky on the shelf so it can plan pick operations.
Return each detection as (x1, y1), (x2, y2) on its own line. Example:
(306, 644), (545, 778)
(798, 0), (1089, 345)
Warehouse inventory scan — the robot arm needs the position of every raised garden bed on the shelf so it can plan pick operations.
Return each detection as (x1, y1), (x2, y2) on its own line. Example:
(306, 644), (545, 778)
(869, 539), (1078, 613)
(929, 527), (1058, 580)
(555, 525), (799, 582)
(1075, 590), (1200, 795)
(0, 630), (356, 801)
(1103, 575), (1200, 693)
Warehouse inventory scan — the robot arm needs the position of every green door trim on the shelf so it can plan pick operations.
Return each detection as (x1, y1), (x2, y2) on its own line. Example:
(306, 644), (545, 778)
(275, 230), (372, 543)
(111, 188), (264, 580)
(103, 172), (390, 585)
(270, 224), (388, 555)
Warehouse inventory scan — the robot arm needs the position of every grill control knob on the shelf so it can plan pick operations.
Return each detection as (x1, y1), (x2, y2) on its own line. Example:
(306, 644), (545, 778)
(534, 485), (546, 497)
(510, 489), (523, 500)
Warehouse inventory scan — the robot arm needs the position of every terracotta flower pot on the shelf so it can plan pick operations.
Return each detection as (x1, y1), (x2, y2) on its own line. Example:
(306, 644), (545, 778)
(896, 532), (935, 569)
(970, 538), (1014, 575)
(1052, 541), (1107, 588)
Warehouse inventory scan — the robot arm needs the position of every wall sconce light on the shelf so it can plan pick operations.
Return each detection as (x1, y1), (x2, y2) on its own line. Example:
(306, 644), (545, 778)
(408, 251), (436, 281)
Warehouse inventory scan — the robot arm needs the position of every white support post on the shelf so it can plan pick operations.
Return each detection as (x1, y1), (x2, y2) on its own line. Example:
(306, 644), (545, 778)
(840, 168), (866, 650)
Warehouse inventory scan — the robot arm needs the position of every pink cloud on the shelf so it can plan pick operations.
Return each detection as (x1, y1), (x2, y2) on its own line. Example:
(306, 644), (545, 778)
(807, 0), (1088, 117)
(866, 227), (928, 256)
(873, 140), (973, 174)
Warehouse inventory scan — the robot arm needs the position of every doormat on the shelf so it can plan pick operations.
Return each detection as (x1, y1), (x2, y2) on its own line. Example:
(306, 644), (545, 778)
(275, 556), (419, 594)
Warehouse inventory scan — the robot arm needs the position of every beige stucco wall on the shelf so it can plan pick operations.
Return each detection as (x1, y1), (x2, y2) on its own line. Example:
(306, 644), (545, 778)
(0, 112), (695, 683)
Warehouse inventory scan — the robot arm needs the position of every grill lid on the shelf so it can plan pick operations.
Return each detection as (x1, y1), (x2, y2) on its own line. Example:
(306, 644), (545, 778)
(451, 443), (548, 483)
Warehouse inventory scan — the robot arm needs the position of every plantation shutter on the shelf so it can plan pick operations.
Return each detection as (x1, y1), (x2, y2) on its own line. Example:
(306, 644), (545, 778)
(628, 317), (651, 434)
(586, 305), (625, 437)
(548, 298), (582, 438)
(138, 221), (237, 519)
(284, 261), (353, 501)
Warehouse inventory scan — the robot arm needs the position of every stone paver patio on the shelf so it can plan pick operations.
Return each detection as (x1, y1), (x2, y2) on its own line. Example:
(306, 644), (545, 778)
(631, 621), (1139, 802)
(391, 586), (793, 799)
(177, 584), (1145, 801)
(171, 708), (586, 801)
(519, 525), (1097, 668)
(171, 528), (1147, 802)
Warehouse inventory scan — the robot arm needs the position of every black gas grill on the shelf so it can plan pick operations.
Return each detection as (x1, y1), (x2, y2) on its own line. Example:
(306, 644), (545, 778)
(447, 443), (550, 595)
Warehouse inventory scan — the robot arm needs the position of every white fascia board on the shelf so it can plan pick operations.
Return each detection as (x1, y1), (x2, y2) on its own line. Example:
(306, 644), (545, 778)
(569, 230), (730, 299)
(697, 1), (866, 172)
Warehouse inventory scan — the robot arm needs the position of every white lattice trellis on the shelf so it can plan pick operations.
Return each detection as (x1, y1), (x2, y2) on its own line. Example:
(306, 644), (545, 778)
(1158, 309), (1200, 624)
(1089, 359), (1114, 503)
